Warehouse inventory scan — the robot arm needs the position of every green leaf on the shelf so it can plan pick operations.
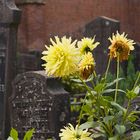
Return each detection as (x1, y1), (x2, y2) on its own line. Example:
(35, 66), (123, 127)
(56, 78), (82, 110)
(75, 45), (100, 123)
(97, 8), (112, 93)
(109, 135), (118, 140)
(82, 104), (92, 115)
(126, 86), (140, 100)
(127, 114), (138, 122)
(103, 116), (114, 124)
(126, 90), (137, 100)
(10, 128), (18, 140)
(79, 121), (99, 129)
(134, 86), (140, 95)
(94, 83), (105, 93)
(103, 96), (113, 101)
(110, 101), (126, 112)
(115, 124), (126, 135)
(23, 128), (35, 140)
(92, 133), (106, 139)
(106, 78), (124, 88)
(71, 74), (94, 83)
(98, 97), (109, 107)
(132, 131), (140, 140)
(130, 111), (140, 115)
(101, 89), (126, 94)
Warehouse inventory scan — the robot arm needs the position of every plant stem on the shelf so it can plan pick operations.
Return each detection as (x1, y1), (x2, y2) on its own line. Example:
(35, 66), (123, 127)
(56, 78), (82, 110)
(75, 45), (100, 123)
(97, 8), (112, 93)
(77, 92), (88, 126)
(90, 70), (97, 87)
(93, 70), (97, 78)
(114, 55), (120, 102)
(105, 57), (111, 80)
(91, 78), (95, 88)
(123, 99), (131, 124)
(133, 72), (140, 89)
(79, 76), (92, 95)
(77, 76), (92, 125)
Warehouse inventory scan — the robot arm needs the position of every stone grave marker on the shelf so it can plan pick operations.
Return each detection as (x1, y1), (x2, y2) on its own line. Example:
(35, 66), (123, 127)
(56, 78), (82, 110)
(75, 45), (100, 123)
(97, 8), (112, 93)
(0, 0), (21, 138)
(17, 51), (43, 74)
(10, 71), (70, 140)
(83, 16), (120, 74)
(0, 50), (5, 138)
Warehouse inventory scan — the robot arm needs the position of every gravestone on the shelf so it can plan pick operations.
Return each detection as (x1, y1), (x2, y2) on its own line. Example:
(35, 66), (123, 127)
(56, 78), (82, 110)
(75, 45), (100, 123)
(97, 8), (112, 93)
(10, 71), (70, 140)
(0, 51), (5, 138)
(83, 16), (120, 74)
(17, 51), (43, 74)
(0, 0), (21, 139)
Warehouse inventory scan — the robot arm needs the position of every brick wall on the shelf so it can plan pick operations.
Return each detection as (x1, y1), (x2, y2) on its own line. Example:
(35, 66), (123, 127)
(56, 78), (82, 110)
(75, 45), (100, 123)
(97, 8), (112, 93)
(16, 0), (140, 52)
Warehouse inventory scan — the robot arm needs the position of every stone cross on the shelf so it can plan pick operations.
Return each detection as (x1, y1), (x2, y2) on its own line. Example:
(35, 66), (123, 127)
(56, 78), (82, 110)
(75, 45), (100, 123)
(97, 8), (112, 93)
(0, 0), (21, 139)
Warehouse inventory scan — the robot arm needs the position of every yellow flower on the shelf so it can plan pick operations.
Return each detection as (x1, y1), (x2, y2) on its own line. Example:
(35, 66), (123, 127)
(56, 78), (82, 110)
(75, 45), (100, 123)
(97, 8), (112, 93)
(7, 137), (14, 140)
(59, 123), (92, 140)
(79, 52), (95, 79)
(42, 36), (80, 77)
(108, 31), (135, 61)
(78, 37), (99, 54)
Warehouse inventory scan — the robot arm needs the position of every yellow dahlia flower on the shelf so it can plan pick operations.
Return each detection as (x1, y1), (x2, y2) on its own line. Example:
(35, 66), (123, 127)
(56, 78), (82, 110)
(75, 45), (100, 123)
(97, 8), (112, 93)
(78, 37), (99, 54)
(79, 52), (95, 79)
(59, 123), (92, 140)
(42, 36), (80, 77)
(7, 137), (14, 140)
(108, 31), (135, 61)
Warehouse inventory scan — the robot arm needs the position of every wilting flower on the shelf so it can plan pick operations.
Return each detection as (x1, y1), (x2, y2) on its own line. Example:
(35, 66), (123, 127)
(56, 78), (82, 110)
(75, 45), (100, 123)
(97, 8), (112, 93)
(108, 31), (135, 61)
(42, 36), (80, 77)
(78, 37), (99, 54)
(7, 137), (14, 140)
(59, 123), (92, 140)
(79, 52), (95, 79)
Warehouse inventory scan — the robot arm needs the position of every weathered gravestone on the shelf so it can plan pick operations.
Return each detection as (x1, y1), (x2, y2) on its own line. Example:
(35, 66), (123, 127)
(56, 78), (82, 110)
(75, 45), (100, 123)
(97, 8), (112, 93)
(83, 16), (120, 74)
(0, 0), (21, 139)
(10, 71), (70, 140)
(17, 51), (43, 74)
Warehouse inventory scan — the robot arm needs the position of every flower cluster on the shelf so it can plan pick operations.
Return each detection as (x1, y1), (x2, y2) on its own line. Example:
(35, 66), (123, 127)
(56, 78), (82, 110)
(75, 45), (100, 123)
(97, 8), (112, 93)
(42, 32), (140, 140)
(42, 36), (99, 79)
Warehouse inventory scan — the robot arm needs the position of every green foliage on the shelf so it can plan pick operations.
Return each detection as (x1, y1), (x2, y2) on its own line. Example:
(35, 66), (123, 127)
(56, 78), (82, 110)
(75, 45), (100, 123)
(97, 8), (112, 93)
(126, 86), (140, 100)
(63, 53), (140, 140)
(62, 75), (86, 94)
(132, 131), (140, 140)
(106, 55), (139, 104)
(10, 128), (18, 140)
(8, 128), (34, 140)
(115, 124), (126, 135)
(23, 129), (35, 140)
(119, 56), (139, 91)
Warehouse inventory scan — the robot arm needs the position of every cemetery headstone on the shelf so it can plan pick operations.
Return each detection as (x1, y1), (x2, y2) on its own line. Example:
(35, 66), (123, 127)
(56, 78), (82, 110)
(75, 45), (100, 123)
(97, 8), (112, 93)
(83, 16), (120, 74)
(0, 49), (5, 139)
(0, 0), (21, 139)
(17, 51), (43, 74)
(10, 71), (70, 140)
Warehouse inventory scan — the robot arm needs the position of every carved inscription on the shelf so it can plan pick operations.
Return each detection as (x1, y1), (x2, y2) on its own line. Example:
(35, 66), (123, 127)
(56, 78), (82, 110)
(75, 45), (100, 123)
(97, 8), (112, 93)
(10, 71), (70, 139)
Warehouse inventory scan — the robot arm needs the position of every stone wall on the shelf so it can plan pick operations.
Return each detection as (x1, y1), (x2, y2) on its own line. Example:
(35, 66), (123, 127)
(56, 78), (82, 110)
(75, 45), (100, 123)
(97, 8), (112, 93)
(16, 0), (140, 52)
